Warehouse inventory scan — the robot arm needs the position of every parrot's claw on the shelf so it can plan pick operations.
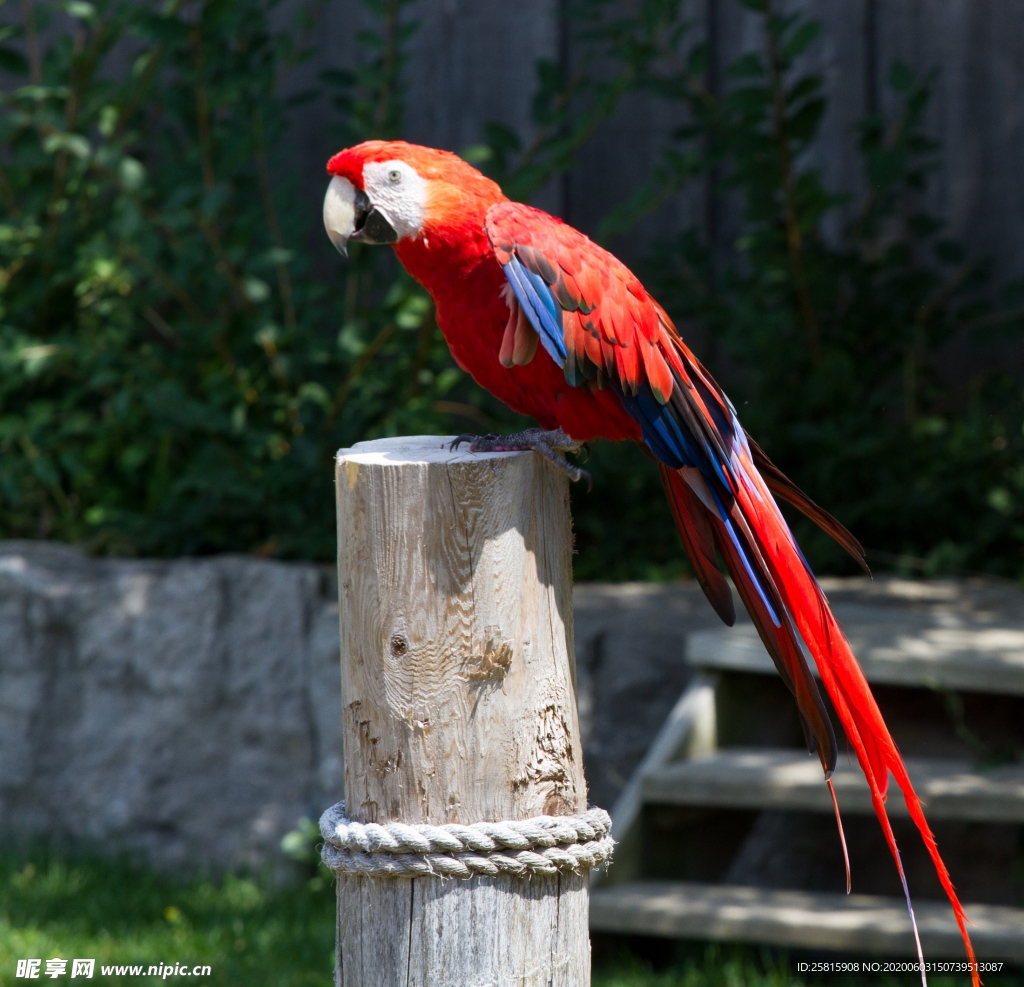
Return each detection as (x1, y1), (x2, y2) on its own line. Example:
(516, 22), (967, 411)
(450, 428), (592, 489)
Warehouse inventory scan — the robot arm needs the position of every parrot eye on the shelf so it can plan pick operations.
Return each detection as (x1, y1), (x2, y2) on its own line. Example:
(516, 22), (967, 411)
(388, 169), (402, 184)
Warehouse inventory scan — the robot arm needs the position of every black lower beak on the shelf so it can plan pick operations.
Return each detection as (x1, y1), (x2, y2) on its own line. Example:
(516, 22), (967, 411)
(352, 189), (398, 245)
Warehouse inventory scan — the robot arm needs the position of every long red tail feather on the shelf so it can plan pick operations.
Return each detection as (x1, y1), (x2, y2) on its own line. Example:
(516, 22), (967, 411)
(662, 464), (836, 773)
(827, 778), (852, 895)
(662, 451), (977, 985)
(732, 446), (977, 983)
(661, 464), (735, 626)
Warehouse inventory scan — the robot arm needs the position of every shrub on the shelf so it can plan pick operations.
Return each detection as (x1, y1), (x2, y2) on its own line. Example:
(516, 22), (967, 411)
(0, 0), (491, 558)
(3, 0), (1023, 580)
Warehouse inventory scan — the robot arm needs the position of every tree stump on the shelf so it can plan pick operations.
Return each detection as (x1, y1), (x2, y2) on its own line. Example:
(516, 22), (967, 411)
(333, 436), (590, 986)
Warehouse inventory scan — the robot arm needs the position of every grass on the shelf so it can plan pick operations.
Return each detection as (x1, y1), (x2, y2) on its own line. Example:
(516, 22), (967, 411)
(0, 847), (1019, 986)
(0, 850), (334, 986)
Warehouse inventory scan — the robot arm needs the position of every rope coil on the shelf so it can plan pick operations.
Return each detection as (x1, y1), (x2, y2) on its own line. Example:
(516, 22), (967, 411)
(318, 801), (614, 880)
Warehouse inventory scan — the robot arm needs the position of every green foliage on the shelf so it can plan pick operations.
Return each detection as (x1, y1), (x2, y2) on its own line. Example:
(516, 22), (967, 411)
(571, 441), (685, 582)
(569, 0), (1024, 578)
(0, 848), (335, 985)
(0, 0), (490, 558)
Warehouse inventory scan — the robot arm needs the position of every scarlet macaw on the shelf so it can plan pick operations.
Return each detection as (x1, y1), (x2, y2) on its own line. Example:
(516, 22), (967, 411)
(322, 140), (976, 980)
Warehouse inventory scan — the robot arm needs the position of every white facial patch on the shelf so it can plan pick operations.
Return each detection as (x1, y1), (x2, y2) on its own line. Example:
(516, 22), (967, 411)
(362, 160), (428, 241)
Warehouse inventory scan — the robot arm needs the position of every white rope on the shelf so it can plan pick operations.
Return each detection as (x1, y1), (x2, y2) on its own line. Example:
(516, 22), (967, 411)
(318, 801), (614, 880)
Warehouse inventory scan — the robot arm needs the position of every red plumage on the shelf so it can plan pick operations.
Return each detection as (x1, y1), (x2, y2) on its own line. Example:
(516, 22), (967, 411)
(327, 141), (977, 982)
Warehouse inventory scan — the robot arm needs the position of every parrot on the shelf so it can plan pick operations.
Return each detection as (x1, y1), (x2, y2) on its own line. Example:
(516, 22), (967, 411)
(322, 139), (976, 983)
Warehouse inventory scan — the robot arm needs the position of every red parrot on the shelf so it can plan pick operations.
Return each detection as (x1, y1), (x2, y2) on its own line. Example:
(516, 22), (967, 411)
(323, 140), (976, 981)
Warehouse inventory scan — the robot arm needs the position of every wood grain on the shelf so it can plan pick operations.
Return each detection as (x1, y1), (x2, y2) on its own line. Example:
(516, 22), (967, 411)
(337, 873), (590, 986)
(590, 880), (1024, 959)
(643, 748), (1024, 822)
(334, 435), (589, 986)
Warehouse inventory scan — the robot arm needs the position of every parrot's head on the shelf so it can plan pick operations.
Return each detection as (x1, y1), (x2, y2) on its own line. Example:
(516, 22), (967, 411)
(323, 140), (505, 257)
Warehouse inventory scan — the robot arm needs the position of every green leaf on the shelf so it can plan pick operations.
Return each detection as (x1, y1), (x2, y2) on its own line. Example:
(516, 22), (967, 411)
(0, 45), (28, 76)
(98, 104), (119, 137)
(728, 53), (763, 80)
(265, 248), (294, 265)
(42, 132), (91, 159)
(297, 382), (330, 409)
(890, 61), (915, 93)
(783, 19), (821, 59)
(118, 157), (147, 192)
(459, 144), (492, 165)
(59, 1), (96, 20)
(395, 294), (430, 329)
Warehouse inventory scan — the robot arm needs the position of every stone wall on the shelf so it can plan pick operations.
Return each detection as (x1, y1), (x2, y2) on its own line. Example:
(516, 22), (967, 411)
(0, 542), (721, 871)
(0, 542), (342, 872)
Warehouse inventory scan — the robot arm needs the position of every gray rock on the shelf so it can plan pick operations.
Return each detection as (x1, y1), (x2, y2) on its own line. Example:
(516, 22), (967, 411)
(0, 542), (725, 871)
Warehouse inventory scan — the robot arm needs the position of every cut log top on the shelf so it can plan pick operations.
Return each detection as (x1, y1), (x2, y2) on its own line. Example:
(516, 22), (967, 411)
(337, 435), (525, 466)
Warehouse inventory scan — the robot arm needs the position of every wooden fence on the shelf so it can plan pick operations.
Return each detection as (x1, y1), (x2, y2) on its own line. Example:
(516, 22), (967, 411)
(5, 1), (1022, 280)
(292, 0), (1024, 284)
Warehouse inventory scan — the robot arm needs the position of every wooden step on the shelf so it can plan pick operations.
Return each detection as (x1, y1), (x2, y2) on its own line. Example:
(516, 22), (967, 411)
(590, 880), (1024, 960)
(642, 748), (1024, 822)
(687, 604), (1024, 695)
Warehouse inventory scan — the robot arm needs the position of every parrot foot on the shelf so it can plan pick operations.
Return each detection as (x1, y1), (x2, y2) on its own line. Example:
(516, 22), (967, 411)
(450, 428), (592, 488)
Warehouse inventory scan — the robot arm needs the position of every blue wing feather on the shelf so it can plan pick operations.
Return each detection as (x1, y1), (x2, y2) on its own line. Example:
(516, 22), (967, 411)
(502, 258), (566, 365)
(618, 384), (690, 470)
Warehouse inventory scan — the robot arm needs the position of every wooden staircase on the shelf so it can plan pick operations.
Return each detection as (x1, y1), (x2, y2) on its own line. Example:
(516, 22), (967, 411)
(589, 578), (1024, 960)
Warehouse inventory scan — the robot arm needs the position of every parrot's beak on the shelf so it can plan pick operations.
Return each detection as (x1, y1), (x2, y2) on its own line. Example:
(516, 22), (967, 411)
(323, 175), (398, 258)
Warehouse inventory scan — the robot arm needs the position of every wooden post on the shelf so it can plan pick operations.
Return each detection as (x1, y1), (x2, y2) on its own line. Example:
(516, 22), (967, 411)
(333, 436), (590, 986)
